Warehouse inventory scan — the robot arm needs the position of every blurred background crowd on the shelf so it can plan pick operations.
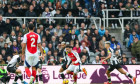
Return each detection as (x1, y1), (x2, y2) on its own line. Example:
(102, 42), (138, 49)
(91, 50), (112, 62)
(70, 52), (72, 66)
(0, 0), (140, 65)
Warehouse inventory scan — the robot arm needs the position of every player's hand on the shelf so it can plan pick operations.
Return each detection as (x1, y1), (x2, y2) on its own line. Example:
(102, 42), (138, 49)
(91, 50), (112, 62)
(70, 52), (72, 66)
(72, 61), (75, 65)
(66, 65), (68, 68)
(101, 59), (105, 63)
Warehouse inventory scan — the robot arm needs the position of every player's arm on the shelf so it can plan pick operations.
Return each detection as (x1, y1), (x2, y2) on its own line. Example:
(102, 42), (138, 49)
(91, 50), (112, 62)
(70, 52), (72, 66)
(66, 55), (71, 68)
(22, 35), (27, 57)
(102, 52), (111, 62)
(74, 52), (80, 64)
(37, 35), (44, 56)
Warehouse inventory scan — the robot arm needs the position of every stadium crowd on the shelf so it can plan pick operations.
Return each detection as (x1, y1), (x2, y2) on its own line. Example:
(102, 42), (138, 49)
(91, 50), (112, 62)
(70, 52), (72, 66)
(0, 0), (139, 65)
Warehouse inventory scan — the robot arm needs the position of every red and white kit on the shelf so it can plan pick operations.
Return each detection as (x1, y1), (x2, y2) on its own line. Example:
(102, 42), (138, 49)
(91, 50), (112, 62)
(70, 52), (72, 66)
(67, 50), (81, 73)
(23, 32), (41, 67)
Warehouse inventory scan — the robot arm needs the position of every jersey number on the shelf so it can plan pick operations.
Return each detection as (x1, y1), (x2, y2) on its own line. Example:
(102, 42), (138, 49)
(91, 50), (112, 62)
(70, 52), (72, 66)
(31, 38), (35, 47)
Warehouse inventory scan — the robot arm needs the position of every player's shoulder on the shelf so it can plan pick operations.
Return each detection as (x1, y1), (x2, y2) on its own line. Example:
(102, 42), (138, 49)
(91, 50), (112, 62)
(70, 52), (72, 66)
(72, 50), (78, 55)
(13, 55), (19, 58)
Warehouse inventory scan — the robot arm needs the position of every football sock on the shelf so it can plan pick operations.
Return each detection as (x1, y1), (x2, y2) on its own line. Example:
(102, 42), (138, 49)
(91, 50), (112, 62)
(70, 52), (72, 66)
(60, 72), (65, 79)
(25, 68), (31, 77)
(74, 75), (77, 82)
(18, 74), (23, 81)
(39, 73), (43, 81)
(36, 75), (38, 82)
(126, 72), (133, 79)
(108, 77), (111, 83)
(32, 70), (37, 81)
(14, 75), (19, 82)
(69, 72), (74, 75)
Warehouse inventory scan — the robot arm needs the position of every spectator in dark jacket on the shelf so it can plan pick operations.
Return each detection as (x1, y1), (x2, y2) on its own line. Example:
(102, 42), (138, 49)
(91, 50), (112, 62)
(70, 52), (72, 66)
(124, 25), (132, 47)
(0, 16), (6, 35)
(120, 57), (129, 65)
(90, 36), (99, 53)
(43, 29), (52, 43)
(104, 30), (111, 41)
(25, 5), (36, 17)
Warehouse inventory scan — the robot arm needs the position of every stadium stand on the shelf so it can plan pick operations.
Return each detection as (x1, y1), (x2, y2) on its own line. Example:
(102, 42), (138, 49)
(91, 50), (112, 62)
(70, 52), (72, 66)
(0, 0), (140, 65)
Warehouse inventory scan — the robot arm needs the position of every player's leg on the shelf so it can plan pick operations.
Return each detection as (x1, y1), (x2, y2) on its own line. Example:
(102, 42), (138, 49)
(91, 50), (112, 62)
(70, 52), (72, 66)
(59, 63), (67, 80)
(38, 68), (43, 82)
(117, 67), (136, 84)
(24, 60), (31, 77)
(73, 65), (81, 84)
(106, 65), (115, 84)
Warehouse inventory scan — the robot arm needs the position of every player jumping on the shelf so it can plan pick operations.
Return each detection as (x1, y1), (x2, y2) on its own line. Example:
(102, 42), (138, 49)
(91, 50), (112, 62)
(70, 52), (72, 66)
(59, 42), (71, 82)
(35, 47), (46, 84)
(65, 45), (87, 84)
(22, 23), (44, 84)
(101, 41), (136, 84)
(7, 51), (27, 84)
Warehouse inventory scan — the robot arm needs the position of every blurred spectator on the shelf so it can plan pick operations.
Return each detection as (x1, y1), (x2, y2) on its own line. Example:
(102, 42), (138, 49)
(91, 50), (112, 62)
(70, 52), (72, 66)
(9, 31), (17, 42)
(115, 45), (123, 56)
(133, 24), (140, 35)
(66, 11), (73, 27)
(5, 56), (11, 64)
(62, 24), (69, 34)
(80, 42), (90, 54)
(93, 29), (101, 42)
(10, 41), (19, 54)
(90, 24), (96, 34)
(99, 36), (106, 50)
(78, 29), (85, 42)
(70, 29), (78, 42)
(54, 10), (63, 25)
(48, 43), (54, 53)
(42, 7), (53, 23)
(86, 29), (92, 41)
(1, 49), (7, 62)
(92, 56), (101, 64)
(50, 36), (58, 50)
(73, 44), (81, 54)
(47, 56), (56, 65)
(48, 2), (54, 11)
(5, 19), (12, 35)
(120, 57), (129, 65)
(42, 42), (49, 55)
(48, 24), (54, 35)
(81, 58), (87, 65)
(98, 26), (105, 37)
(128, 30), (139, 48)
(81, 35), (91, 48)
(110, 36), (121, 50)
(124, 25), (132, 48)
(131, 37), (140, 61)
(3, 43), (12, 56)
(0, 36), (5, 48)
(80, 23), (87, 33)
(90, 36), (99, 53)
(2, 32), (10, 43)
(0, 54), (5, 64)
(56, 1), (62, 10)
(26, 5), (36, 17)
(133, 1), (139, 17)
(0, 16), (6, 35)
(5, 8), (16, 17)
(83, 8), (91, 27)
(53, 50), (59, 64)
(130, 57), (137, 64)
(104, 30), (111, 41)
(43, 29), (52, 43)
(68, 0), (76, 9)
(20, 24), (28, 35)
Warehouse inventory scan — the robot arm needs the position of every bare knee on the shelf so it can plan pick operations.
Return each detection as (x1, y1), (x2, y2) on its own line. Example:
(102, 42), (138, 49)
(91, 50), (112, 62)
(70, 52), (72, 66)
(66, 70), (71, 74)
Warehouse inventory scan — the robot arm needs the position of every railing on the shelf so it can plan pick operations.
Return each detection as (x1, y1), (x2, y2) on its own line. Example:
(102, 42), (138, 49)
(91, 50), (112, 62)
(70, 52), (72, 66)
(3, 17), (101, 29)
(101, 9), (140, 32)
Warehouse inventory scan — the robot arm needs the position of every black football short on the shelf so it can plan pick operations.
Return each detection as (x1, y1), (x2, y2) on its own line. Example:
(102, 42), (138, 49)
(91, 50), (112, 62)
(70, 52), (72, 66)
(62, 61), (72, 70)
(108, 64), (122, 72)
(7, 66), (17, 73)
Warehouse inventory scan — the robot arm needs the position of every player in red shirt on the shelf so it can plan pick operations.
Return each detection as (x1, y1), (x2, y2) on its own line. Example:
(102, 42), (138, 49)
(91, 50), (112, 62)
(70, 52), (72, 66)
(22, 23), (44, 84)
(65, 45), (87, 84)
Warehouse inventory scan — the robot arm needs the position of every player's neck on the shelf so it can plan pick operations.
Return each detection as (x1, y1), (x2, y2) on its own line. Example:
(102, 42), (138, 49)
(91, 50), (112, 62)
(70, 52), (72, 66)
(29, 30), (34, 32)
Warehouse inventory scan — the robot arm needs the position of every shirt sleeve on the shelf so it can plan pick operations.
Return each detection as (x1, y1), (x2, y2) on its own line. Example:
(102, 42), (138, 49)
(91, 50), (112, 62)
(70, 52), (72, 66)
(67, 55), (71, 65)
(37, 35), (41, 43)
(22, 34), (27, 43)
(74, 52), (80, 64)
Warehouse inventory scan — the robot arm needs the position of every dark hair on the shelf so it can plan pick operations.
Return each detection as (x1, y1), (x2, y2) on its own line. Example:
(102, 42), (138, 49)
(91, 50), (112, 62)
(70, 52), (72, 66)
(65, 45), (72, 48)
(28, 23), (34, 30)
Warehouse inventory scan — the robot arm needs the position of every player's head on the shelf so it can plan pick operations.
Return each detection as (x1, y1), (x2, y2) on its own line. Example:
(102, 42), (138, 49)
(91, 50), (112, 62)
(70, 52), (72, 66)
(65, 45), (72, 53)
(28, 23), (34, 31)
(105, 41), (110, 49)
